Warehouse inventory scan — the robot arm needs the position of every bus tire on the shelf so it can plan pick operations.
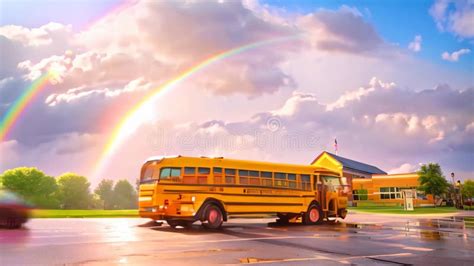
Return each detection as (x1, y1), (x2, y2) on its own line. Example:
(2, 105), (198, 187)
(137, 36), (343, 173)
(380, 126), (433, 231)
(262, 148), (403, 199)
(338, 208), (348, 219)
(276, 213), (290, 224)
(303, 204), (323, 225)
(166, 220), (180, 228)
(202, 204), (223, 229)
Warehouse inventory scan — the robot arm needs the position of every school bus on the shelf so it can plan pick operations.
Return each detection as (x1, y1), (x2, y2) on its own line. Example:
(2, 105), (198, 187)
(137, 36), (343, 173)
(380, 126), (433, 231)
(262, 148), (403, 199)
(138, 156), (348, 229)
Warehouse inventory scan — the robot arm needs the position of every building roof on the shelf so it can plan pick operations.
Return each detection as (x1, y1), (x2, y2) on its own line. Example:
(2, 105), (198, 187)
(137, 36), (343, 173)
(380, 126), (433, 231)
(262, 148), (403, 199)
(313, 152), (387, 175)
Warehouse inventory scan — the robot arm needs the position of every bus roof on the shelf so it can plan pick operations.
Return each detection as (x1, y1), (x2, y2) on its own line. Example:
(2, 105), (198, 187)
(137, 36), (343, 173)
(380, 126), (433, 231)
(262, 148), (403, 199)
(145, 155), (340, 175)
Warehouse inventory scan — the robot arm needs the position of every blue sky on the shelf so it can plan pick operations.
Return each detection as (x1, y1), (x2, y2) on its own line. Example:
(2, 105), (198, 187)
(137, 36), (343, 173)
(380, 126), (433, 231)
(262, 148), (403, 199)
(263, 0), (473, 71)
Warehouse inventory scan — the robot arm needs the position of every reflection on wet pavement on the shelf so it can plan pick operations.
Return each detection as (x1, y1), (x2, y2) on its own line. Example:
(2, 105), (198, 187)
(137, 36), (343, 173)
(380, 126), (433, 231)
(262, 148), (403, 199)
(0, 213), (473, 265)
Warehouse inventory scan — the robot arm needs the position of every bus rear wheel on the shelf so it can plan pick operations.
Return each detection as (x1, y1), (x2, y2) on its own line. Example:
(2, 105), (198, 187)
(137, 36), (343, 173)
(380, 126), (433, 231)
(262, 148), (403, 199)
(202, 204), (223, 229)
(303, 204), (323, 225)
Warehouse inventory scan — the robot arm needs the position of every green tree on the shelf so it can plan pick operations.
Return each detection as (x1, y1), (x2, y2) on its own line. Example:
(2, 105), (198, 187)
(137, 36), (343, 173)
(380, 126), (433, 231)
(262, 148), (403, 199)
(57, 173), (91, 209)
(1, 167), (59, 208)
(94, 179), (114, 209)
(417, 163), (449, 206)
(113, 179), (137, 209)
(462, 180), (474, 200)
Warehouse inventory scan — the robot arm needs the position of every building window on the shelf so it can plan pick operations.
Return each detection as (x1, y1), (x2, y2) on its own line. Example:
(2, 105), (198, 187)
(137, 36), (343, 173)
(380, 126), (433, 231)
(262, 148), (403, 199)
(353, 189), (368, 200)
(379, 187), (401, 199)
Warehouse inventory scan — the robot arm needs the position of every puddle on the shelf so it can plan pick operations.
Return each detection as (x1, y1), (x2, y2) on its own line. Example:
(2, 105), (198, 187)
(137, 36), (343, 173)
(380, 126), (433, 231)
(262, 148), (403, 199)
(419, 230), (445, 240)
(240, 257), (283, 264)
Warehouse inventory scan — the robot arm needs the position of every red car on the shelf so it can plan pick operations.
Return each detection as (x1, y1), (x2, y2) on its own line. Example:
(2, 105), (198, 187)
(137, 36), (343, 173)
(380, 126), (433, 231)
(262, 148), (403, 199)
(0, 190), (32, 229)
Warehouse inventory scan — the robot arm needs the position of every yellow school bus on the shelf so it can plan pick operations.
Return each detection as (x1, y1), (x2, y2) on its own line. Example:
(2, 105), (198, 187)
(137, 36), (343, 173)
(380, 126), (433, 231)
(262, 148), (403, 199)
(138, 156), (348, 229)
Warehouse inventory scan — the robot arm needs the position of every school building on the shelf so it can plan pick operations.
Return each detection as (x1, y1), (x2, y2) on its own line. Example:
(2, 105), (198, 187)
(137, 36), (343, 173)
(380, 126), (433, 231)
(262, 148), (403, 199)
(311, 151), (433, 206)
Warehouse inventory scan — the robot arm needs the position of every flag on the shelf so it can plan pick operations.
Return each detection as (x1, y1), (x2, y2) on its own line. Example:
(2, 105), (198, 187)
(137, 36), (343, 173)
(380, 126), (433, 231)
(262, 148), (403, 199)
(334, 138), (338, 153)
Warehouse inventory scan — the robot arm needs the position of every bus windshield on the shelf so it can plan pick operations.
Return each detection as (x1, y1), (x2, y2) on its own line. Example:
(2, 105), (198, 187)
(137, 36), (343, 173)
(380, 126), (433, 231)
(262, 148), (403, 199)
(321, 175), (342, 189)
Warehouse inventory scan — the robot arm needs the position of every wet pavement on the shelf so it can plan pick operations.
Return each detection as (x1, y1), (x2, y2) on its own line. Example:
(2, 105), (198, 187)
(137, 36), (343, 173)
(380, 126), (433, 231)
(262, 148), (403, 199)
(0, 213), (473, 265)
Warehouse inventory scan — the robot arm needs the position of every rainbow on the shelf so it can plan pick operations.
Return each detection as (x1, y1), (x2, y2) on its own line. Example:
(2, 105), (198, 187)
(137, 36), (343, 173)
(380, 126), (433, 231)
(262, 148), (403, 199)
(94, 34), (302, 177)
(0, 1), (134, 143)
(0, 72), (53, 141)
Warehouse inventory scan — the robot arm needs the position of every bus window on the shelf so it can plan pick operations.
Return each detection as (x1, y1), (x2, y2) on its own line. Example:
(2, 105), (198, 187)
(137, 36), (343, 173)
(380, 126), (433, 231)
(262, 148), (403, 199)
(183, 167), (197, 184)
(197, 168), (209, 184)
(213, 167), (223, 184)
(261, 171), (272, 186)
(249, 171), (259, 177)
(160, 168), (171, 178)
(160, 167), (181, 181)
(141, 163), (156, 183)
(288, 174), (297, 188)
(321, 175), (342, 192)
(275, 172), (286, 187)
(301, 174), (310, 191)
(184, 167), (196, 175)
(249, 170), (260, 185)
(170, 168), (181, 177)
(198, 167), (210, 175)
(239, 170), (249, 185)
(225, 168), (236, 184)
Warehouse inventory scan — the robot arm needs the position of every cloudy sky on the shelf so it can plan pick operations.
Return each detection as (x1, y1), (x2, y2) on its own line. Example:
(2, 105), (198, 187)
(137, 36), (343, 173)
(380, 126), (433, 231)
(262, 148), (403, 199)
(0, 0), (473, 184)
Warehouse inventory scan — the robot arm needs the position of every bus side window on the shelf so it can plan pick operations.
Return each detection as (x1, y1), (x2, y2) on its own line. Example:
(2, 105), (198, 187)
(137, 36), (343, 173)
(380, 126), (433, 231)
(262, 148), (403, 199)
(239, 170), (249, 185)
(170, 168), (181, 182)
(288, 174), (296, 188)
(275, 172), (286, 187)
(213, 167), (223, 184)
(160, 168), (171, 179)
(160, 167), (181, 181)
(197, 167), (210, 184)
(183, 167), (196, 184)
(225, 169), (236, 184)
(249, 170), (260, 186)
(301, 174), (310, 191)
(261, 171), (272, 186)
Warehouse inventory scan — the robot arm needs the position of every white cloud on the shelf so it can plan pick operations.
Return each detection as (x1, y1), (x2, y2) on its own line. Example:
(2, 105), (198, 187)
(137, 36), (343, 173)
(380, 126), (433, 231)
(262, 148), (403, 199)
(430, 0), (474, 38)
(327, 77), (395, 111)
(408, 35), (422, 52)
(441, 48), (471, 61)
(388, 163), (419, 174)
(0, 23), (72, 47)
(45, 78), (153, 106)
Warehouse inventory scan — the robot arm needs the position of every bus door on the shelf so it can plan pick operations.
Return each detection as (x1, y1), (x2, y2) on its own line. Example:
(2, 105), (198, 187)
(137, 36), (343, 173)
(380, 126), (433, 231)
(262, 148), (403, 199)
(314, 175), (327, 211)
(320, 175), (341, 213)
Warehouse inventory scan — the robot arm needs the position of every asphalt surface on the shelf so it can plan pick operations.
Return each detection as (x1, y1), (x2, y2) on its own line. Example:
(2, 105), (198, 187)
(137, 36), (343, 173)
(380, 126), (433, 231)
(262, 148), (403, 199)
(1, 213), (473, 265)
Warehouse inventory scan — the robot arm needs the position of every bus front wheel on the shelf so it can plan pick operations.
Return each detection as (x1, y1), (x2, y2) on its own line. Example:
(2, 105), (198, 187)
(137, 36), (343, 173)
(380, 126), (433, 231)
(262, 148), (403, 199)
(202, 204), (223, 229)
(303, 204), (323, 225)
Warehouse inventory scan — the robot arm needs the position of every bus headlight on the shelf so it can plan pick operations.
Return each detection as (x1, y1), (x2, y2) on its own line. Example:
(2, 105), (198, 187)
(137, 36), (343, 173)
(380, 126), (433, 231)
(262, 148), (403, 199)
(191, 196), (196, 202)
(139, 196), (152, 202)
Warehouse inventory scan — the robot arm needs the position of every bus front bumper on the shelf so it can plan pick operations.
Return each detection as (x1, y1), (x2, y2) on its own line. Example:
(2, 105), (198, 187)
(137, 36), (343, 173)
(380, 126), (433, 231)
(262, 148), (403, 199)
(139, 203), (197, 221)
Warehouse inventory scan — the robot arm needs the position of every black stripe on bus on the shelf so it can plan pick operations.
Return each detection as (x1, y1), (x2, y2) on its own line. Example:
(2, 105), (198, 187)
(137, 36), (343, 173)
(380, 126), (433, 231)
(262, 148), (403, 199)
(224, 202), (303, 206)
(228, 212), (277, 215)
(163, 190), (317, 198)
(160, 182), (311, 192)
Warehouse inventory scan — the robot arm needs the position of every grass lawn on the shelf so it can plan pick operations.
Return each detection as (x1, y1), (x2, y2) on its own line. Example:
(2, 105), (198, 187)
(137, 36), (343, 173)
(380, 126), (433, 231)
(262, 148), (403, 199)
(32, 209), (139, 218)
(348, 206), (462, 215)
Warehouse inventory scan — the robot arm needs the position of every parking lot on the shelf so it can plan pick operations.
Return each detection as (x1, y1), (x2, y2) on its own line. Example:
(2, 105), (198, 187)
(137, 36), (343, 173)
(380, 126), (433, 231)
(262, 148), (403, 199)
(1, 213), (473, 265)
